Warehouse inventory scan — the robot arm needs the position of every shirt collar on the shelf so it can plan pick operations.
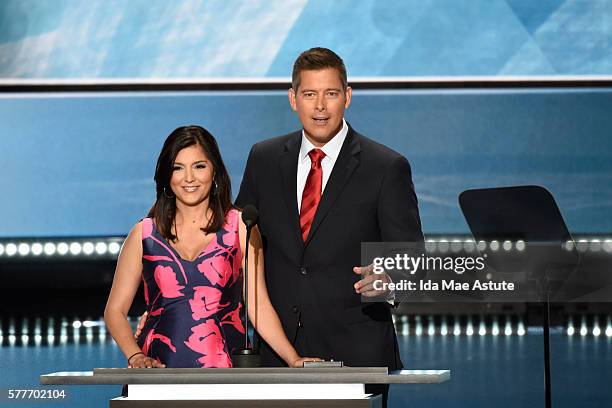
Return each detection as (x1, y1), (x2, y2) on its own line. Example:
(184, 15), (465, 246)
(299, 119), (348, 162)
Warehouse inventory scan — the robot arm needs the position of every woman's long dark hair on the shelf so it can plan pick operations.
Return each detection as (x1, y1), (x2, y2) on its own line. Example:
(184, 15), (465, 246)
(148, 125), (234, 241)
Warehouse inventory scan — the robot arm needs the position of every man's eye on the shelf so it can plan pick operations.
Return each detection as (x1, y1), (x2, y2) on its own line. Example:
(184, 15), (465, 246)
(327, 91), (339, 97)
(303, 92), (315, 98)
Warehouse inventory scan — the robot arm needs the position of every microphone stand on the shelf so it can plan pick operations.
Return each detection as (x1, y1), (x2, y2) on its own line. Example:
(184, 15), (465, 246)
(231, 208), (261, 368)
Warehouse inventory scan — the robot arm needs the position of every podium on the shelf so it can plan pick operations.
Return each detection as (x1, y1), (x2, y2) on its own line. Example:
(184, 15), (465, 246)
(41, 367), (450, 407)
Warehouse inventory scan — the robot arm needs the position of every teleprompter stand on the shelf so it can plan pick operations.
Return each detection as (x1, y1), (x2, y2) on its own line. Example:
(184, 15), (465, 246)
(460, 185), (580, 408)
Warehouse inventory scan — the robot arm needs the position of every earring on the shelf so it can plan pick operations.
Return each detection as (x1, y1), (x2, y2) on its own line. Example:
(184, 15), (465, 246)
(163, 187), (175, 199)
(211, 179), (218, 195)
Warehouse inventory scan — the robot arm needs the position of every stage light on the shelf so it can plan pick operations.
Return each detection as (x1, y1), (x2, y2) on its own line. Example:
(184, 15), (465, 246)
(437, 240), (449, 253)
(577, 240), (588, 253)
(453, 321), (461, 336)
(82, 242), (94, 255)
(504, 321), (512, 336)
(8, 319), (15, 336)
(95, 242), (108, 255)
(0, 243), (4, 256)
(85, 316), (94, 343)
(47, 317), (55, 341)
(603, 239), (612, 253)
(72, 320), (82, 329)
(593, 326), (601, 336)
(18, 243), (30, 256)
(478, 322), (486, 336)
(31, 242), (43, 256)
(590, 240), (602, 252)
(477, 240), (486, 252)
(109, 242), (121, 255)
(490, 240), (499, 251)
(450, 240), (462, 253)
(401, 315), (409, 336)
(564, 240), (574, 251)
(463, 240), (475, 252)
(517, 320), (526, 336)
(43, 242), (56, 255)
(466, 317), (474, 336)
(605, 326), (612, 337)
(415, 316), (423, 336)
(60, 317), (68, 344)
(425, 239), (436, 253)
(428, 317), (436, 336)
(516, 240), (526, 251)
(34, 318), (41, 337)
(6, 243), (17, 256)
(567, 318), (575, 336)
(440, 317), (448, 336)
(99, 323), (107, 341)
(57, 242), (69, 255)
(491, 318), (500, 336)
(69, 242), (82, 255)
(580, 317), (588, 336)
(502, 240), (512, 251)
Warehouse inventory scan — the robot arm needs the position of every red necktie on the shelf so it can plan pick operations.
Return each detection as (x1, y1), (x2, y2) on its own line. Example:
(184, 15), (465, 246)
(300, 149), (326, 241)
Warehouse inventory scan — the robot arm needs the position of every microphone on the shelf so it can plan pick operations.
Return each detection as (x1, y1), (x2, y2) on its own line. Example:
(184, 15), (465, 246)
(232, 204), (261, 367)
(241, 204), (259, 228)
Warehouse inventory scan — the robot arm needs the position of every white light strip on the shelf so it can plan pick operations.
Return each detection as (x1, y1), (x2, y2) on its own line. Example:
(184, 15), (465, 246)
(5, 238), (612, 259)
(0, 239), (124, 258)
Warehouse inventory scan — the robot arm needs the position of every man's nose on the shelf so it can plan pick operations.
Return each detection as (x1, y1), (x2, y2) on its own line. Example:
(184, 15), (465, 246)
(315, 95), (326, 111)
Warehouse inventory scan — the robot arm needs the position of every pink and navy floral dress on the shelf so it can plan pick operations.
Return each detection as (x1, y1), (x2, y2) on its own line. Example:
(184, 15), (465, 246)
(136, 209), (246, 368)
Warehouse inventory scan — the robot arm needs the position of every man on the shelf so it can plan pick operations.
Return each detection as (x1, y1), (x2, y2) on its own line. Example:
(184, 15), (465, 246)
(235, 47), (423, 405)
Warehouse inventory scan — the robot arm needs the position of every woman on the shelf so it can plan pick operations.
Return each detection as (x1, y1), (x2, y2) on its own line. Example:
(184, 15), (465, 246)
(104, 125), (317, 368)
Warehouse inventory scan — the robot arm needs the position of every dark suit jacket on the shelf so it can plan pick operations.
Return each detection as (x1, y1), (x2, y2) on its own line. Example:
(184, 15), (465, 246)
(235, 125), (423, 369)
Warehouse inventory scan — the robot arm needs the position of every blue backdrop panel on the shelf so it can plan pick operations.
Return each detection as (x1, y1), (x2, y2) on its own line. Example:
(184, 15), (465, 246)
(1, 0), (610, 78)
(1, 87), (611, 237)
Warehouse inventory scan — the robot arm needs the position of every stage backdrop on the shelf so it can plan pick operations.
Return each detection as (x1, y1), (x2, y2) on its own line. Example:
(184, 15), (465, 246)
(0, 0), (611, 78)
(1, 86), (611, 237)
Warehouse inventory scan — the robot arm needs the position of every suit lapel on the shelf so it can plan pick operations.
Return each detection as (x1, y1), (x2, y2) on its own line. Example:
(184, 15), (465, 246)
(305, 128), (361, 246)
(279, 132), (304, 247)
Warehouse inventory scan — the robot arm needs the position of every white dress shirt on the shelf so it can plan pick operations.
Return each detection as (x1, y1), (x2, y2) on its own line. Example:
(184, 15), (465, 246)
(296, 119), (349, 212)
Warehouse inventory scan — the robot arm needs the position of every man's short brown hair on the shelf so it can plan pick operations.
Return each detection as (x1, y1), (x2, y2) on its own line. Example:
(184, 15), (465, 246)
(291, 47), (348, 91)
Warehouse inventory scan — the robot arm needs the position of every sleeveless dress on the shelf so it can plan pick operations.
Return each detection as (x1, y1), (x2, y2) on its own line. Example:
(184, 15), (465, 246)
(136, 209), (246, 368)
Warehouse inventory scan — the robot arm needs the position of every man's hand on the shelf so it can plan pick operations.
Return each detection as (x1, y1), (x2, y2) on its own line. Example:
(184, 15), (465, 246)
(134, 311), (148, 339)
(353, 264), (391, 298)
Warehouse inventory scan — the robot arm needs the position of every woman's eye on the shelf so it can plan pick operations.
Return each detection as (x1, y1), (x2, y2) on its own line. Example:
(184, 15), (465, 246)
(172, 166), (182, 171)
(195, 164), (207, 169)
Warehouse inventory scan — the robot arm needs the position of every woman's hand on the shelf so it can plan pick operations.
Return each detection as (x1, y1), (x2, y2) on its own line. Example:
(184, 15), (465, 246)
(134, 311), (148, 339)
(289, 357), (323, 368)
(128, 354), (166, 368)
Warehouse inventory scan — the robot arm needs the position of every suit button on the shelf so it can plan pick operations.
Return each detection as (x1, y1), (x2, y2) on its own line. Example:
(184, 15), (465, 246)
(292, 306), (299, 313)
(300, 267), (308, 275)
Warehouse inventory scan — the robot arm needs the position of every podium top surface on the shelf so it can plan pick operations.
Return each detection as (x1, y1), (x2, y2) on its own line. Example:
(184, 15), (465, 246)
(41, 367), (450, 385)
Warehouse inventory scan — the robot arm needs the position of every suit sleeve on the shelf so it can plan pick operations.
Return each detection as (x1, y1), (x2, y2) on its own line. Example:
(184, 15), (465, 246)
(376, 156), (425, 303)
(235, 144), (259, 209)
(377, 155), (423, 243)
